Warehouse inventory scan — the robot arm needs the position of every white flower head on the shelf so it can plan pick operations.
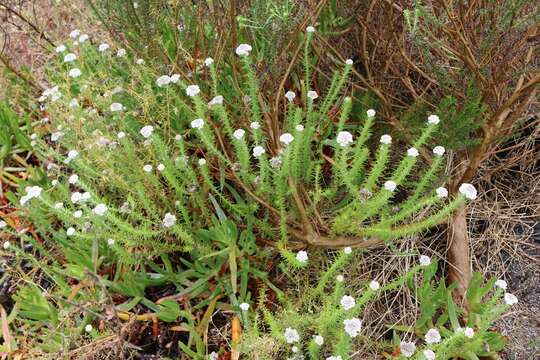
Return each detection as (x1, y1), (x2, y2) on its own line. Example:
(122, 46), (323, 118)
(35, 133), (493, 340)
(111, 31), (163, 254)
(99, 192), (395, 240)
(3, 241), (10, 250)
(504, 292), (518, 306)
(156, 164), (165, 172)
(425, 328), (441, 344)
(0, 220), (6, 229)
(69, 68), (82, 78)
(326, 357), (342, 360)
(191, 118), (204, 130)
(98, 43), (109, 52)
(436, 187), (448, 198)
(253, 146), (265, 158)
(284, 327), (300, 344)
(340, 295), (356, 310)
(66, 227), (76, 236)
(27, 186), (42, 198)
(68, 98), (79, 108)
(71, 192), (82, 203)
(69, 29), (80, 39)
(117, 131), (126, 139)
(344, 246), (352, 254)
(306, 26), (315, 33)
(67, 149), (79, 160)
(186, 85), (200, 97)
(156, 75), (171, 87)
(336, 274), (344, 282)
(427, 114), (440, 125)
(296, 250), (308, 263)
(291, 346), (298, 353)
(495, 279), (507, 290)
(55, 44), (66, 53)
(380, 134), (392, 144)
(78, 34), (89, 43)
(140, 125), (154, 138)
(239, 302), (250, 311)
(107, 238), (115, 246)
(369, 280), (380, 291)
(250, 122), (260, 130)
(463, 327), (474, 338)
(198, 158), (207, 166)
(433, 146), (445, 156)
(313, 335), (324, 346)
(366, 109), (376, 118)
(343, 318), (362, 338)
(73, 210), (83, 218)
(117, 48), (127, 57)
(233, 129), (245, 140)
(345, 59), (353, 65)
(280, 133), (294, 145)
(407, 147), (419, 157)
(84, 324), (93, 333)
(336, 131), (354, 147)
(459, 183), (477, 200)
(162, 213), (177, 228)
(384, 180), (397, 192)
(204, 57), (214, 66)
(295, 124), (304, 132)
(51, 131), (64, 142)
(209, 352), (218, 360)
(170, 74), (180, 83)
(64, 53), (77, 62)
(419, 255), (431, 266)
(92, 204), (108, 216)
(20, 186), (42, 205)
(236, 44), (252, 56)
(269, 156), (282, 168)
(423, 349), (436, 360)
(400, 341), (416, 357)
(68, 174), (79, 184)
(285, 91), (296, 102)
(143, 164), (153, 172)
(110, 103), (123, 112)
(136, 58), (145, 65)
(208, 95), (224, 107)
(307, 91), (318, 100)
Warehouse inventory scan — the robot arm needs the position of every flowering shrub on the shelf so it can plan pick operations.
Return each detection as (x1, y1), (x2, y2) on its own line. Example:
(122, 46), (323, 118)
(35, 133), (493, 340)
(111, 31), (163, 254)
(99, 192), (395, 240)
(16, 25), (476, 264)
(240, 254), (519, 360)
(0, 18), (512, 360)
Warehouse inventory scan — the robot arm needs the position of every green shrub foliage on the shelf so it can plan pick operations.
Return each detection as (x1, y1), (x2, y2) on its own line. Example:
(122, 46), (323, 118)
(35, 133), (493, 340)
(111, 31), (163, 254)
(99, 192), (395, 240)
(0, 15), (509, 360)
(16, 26), (476, 263)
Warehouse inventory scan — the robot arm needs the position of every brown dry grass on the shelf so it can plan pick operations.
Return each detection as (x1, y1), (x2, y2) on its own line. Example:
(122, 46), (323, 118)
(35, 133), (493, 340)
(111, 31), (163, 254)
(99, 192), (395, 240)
(0, 0), (102, 98)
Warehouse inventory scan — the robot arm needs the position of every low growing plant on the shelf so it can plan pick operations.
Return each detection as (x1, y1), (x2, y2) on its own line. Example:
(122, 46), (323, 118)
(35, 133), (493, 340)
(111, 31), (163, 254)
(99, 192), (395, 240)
(240, 253), (518, 360)
(16, 25), (477, 258)
(0, 18), (510, 360)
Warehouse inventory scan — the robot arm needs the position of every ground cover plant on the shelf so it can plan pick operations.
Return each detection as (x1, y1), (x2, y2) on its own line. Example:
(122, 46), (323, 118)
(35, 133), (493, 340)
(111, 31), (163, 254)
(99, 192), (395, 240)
(0, 0), (536, 359)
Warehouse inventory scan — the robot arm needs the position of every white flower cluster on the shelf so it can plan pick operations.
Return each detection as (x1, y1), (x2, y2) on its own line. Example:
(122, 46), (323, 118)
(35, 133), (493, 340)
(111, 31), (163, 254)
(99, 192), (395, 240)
(236, 44), (252, 56)
(40, 85), (62, 102)
(336, 131), (354, 147)
(296, 250), (308, 263)
(162, 213), (176, 228)
(343, 317), (362, 337)
(20, 186), (43, 206)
